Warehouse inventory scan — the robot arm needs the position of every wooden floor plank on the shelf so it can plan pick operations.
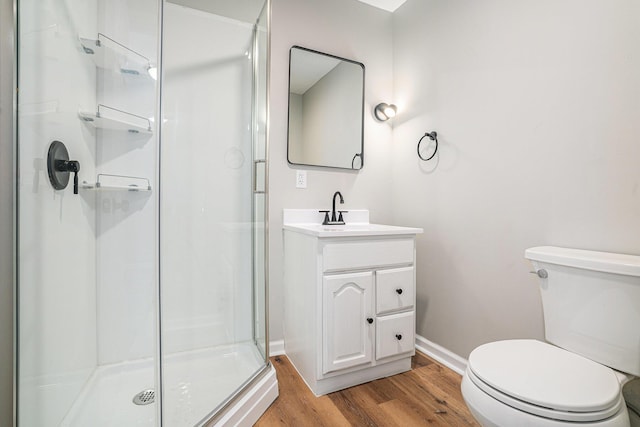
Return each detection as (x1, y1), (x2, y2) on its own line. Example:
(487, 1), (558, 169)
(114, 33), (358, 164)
(388, 371), (476, 426)
(412, 363), (478, 425)
(255, 356), (351, 427)
(329, 386), (395, 427)
(379, 398), (447, 426)
(255, 352), (480, 427)
(411, 351), (434, 369)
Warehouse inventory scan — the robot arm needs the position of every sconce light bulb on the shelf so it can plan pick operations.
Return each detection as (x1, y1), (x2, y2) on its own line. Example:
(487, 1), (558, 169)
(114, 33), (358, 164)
(374, 103), (397, 121)
(383, 105), (397, 118)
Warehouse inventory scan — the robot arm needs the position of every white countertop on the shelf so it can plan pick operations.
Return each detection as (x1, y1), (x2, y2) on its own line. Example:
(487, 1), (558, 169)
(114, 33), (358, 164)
(283, 209), (423, 238)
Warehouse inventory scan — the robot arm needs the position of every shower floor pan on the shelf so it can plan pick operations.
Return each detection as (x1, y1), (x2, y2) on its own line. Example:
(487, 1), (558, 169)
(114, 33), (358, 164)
(61, 341), (265, 426)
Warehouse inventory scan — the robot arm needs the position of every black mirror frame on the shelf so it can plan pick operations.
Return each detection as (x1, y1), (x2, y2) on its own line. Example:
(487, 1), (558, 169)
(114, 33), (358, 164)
(286, 45), (365, 171)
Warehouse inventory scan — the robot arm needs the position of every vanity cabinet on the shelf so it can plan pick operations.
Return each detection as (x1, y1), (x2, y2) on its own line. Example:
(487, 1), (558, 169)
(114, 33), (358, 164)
(283, 211), (422, 396)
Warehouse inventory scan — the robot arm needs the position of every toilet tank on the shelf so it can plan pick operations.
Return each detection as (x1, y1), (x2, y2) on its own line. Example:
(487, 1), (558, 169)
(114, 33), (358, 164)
(525, 246), (640, 377)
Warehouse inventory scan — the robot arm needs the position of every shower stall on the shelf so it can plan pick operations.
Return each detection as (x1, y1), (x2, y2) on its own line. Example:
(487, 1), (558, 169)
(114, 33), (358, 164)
(15, 0), (275, 425)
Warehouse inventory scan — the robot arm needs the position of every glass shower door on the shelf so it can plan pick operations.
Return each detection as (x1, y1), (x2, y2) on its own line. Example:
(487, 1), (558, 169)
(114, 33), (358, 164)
(159, 0), (268, 424)
(16, 0), (161, 425)
(252, 0), (269, 361)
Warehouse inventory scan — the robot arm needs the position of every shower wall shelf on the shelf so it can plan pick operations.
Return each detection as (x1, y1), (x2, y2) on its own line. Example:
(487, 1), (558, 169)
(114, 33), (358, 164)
(78, 104), (153, 134)
(81, 174), (151, 192)
(79, 33), (155, 80)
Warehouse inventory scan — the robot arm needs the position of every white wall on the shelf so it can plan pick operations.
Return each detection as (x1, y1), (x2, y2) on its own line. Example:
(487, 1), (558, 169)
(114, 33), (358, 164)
(269, 0), (396, 343)
(392, 0), (640, 358)
(0, 0), (14, 421)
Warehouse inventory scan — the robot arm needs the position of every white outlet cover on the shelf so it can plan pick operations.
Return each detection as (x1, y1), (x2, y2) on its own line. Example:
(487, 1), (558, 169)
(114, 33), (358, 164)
(296, 170), (307, 188)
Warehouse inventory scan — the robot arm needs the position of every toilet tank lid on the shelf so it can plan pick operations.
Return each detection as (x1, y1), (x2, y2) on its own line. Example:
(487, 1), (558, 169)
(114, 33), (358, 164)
(525, 246), (640, 277)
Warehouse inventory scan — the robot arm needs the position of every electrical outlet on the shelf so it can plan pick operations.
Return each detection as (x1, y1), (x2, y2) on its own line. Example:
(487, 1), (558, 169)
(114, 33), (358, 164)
(296, 170), (307, 188)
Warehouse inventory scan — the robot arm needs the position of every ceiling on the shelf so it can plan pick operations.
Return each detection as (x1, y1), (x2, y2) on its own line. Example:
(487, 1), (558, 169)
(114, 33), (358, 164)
(168, 0), (266, 23)
(170, 0), (407, 21)
(355, 0), (407, 12)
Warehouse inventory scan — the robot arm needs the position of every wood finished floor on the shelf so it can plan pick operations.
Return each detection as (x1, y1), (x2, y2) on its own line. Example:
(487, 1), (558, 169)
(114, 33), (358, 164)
(255, 352), (480, 426)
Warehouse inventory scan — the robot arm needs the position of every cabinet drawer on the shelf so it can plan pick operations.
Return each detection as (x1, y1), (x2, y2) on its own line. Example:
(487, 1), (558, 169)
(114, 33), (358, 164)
(323, 238), (414, 273)
(376, 311), (415, 360)
(376, 267), (414, 315)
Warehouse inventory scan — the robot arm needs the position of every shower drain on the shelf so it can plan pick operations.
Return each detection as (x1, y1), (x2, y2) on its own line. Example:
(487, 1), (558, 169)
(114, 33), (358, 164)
(133, 389), (155, 405)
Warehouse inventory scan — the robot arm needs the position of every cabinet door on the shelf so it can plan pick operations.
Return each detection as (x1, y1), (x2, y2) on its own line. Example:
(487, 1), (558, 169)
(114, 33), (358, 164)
(323, 271), (374, 374)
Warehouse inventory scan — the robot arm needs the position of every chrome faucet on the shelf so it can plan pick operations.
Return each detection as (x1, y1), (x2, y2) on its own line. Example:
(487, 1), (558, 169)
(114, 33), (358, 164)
(319, 191), (347, 225)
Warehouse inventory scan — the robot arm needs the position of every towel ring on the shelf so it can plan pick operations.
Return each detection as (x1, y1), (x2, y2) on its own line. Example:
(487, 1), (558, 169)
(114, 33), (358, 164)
(417, 131), (438, 161)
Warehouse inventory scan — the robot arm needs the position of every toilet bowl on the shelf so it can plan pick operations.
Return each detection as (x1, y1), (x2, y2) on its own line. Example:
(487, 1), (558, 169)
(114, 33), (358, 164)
(462, 340), (632, 426)
(461, 247), (640, 427)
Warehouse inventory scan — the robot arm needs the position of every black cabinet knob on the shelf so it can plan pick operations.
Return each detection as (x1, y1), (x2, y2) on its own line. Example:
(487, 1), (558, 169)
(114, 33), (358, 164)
(395, 334), (402, 340)
(366, 318), (373, 324)
(395, 288), (403, 295)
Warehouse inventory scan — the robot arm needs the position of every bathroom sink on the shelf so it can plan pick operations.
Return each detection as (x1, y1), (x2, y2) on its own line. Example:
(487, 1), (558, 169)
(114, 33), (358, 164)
(283, 209), (422, 237)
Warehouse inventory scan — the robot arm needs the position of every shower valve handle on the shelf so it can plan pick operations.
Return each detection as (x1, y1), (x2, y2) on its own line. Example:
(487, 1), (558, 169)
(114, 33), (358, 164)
(47, 140), (81, 194)
(55, 159), (81, 194)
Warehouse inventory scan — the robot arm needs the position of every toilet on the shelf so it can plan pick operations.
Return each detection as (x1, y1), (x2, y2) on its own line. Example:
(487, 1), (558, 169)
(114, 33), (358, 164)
(461, 246), (640, 427)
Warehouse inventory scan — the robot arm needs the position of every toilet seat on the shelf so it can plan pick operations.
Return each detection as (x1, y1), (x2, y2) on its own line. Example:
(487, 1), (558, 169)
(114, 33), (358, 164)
(467, 339), (624, 423)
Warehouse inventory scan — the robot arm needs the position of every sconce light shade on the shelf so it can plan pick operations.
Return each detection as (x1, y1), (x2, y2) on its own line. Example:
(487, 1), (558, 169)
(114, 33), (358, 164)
(374, 103), (397, 121)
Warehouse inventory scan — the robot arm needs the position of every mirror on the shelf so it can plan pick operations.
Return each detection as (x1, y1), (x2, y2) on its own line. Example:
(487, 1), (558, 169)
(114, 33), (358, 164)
(287, 46), (365, 170)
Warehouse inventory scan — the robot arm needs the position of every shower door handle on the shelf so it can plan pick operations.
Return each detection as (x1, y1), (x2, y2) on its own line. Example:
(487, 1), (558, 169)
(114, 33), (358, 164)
(253, 159), (266, 194)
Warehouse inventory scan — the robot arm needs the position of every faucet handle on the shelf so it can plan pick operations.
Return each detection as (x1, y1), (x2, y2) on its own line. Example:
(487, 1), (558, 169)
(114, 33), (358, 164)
(337, 210), (348, 222)
(319, 210), (330, 225)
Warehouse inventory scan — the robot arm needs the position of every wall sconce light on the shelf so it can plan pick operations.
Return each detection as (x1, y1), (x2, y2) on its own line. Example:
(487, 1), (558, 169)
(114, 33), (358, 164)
(374, 103), (397, 121)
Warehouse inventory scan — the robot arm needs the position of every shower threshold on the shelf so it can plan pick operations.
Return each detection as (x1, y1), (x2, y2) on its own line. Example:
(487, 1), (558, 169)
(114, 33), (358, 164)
(60, 341), (265, 426)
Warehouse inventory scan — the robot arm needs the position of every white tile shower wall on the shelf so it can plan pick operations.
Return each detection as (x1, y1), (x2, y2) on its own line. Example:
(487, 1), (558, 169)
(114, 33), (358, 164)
(391, 0), (640, 359)
(268, 0), (396, 344)
(17, 0), (98, 424)
(95, 0), (159, 365)
(161, 3), (254, 355)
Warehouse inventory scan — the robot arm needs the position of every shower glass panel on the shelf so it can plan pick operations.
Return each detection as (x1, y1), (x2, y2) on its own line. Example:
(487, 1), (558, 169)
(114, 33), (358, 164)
(16, 0), (160, 425)
(16, 0), (269, 425)
(160, 1), (269, 423)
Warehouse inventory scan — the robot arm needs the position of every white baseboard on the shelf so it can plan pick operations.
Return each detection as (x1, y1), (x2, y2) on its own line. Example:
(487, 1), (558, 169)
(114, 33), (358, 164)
(269, 339), (285, 356)
(415, 335), (467, 376)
